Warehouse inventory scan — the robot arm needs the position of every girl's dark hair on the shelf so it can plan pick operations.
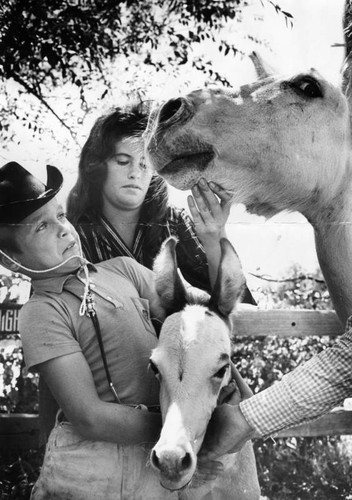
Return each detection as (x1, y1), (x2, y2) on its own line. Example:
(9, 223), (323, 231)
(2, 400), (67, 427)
(67, 102), (169, 265)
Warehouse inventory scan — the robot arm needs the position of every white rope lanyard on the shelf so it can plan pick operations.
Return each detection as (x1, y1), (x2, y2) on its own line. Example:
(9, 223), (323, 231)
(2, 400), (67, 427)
(0, 239), (90, 315)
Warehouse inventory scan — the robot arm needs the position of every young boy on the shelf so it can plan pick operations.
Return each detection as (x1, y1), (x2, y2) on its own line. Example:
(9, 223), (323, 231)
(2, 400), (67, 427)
(0, 161), (237, 499)
(0, 162), (171, 498)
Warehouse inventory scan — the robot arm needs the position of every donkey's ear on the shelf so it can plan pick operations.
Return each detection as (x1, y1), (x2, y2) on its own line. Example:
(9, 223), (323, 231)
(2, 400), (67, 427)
(209, 238), (246, 317)
(153, 236), (187, 315)
(249, 51), (275, 79)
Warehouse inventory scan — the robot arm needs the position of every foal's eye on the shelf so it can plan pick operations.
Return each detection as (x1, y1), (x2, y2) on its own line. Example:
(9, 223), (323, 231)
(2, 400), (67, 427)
(149, 360), (160, 377)
(213, 364), (229, 379)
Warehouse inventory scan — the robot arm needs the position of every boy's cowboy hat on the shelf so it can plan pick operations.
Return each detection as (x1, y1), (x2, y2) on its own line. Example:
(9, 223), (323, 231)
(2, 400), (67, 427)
(0, 162), (63, 224)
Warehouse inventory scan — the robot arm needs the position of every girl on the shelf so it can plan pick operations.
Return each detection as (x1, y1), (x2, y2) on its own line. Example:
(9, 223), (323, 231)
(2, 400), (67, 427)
(67, 103), (255, 302)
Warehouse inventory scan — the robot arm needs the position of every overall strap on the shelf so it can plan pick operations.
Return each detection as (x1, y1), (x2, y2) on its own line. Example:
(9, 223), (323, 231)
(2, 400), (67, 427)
(64, 276), (160, 412)
(63, 284), (121, 404)
(85, 290), (121, 403)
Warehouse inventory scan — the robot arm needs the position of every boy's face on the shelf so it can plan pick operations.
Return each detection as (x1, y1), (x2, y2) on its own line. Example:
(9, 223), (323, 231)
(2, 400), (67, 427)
(12, 198), (81, 276)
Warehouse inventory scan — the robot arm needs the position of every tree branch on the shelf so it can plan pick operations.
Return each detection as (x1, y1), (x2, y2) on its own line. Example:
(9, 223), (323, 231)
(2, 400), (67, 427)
(9, 71), (80, 147)
(248, 272), (325, 285)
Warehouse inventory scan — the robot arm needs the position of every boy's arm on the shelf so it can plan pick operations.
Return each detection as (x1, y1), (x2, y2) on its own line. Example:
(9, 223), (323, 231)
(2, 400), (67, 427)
(40, 352), (161, 445)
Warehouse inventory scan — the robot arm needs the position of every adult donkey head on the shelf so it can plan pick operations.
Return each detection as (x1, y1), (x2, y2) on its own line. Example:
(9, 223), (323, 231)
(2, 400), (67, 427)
(145, 60), (351, 221)
(145, 35), (352, 323)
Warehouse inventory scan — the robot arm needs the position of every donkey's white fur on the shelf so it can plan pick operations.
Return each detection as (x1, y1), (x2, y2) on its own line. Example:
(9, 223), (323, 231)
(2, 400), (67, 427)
(145, 60), (352, 323)
(150, 237), (260, 499)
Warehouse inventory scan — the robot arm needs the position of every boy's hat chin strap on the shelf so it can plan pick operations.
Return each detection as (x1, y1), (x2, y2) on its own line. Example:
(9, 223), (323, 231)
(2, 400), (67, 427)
(0, 248), (88, 275)
(0, 238), (91, 316)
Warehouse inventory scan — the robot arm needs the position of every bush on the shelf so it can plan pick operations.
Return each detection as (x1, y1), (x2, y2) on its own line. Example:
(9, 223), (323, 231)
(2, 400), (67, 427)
(254, 437), (352, 500)
(0, 450), (44, 500)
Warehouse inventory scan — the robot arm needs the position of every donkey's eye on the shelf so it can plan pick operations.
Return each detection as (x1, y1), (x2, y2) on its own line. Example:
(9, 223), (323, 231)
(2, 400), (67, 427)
(149, 360), (160, 377)
(288, 76), (323, 99)
(213, 364), (229, 379)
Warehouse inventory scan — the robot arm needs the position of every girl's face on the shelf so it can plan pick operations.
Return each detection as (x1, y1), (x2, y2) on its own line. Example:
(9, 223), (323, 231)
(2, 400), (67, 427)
(12, 198), (82, 276)
(102, 136), (153, 214)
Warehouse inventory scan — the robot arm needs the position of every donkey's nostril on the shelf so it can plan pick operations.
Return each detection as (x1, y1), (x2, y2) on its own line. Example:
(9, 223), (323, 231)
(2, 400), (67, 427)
(159, 98), (184, 124)
(181, 452), (192, 471)
(151, 449), (160, 470)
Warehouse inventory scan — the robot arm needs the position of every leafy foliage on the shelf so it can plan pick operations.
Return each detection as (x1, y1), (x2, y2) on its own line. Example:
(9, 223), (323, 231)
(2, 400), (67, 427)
(254, 436), (352, 500)
(0, 451), (43, 500)
(232, 265), (352, 500)
(0, 341), (39, 414)
(0, 274), (34, 414)
(0, 0), (292, 146)
(0, 0), (251, 85)
(233, 264), (334, 394)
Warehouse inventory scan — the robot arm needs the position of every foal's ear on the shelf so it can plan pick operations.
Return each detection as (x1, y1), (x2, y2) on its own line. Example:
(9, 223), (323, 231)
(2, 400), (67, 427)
(153, 237), (187, 315)
(209, 238), (246, 317)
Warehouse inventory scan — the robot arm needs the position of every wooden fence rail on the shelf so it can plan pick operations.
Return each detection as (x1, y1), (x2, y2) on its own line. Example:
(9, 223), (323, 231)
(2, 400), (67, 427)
(1, 308), (351, 451)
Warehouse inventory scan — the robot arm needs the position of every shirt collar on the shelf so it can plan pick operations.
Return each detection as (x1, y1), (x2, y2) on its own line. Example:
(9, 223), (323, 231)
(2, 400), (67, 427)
(31, 263), (97, 294)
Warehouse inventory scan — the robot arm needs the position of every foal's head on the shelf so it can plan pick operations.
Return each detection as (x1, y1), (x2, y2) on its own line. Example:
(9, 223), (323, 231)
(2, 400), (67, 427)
(149, 236), (245, 491)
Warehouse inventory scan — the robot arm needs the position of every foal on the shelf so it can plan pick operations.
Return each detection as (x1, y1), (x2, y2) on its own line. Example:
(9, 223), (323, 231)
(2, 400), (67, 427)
(149, 237), (260, 499)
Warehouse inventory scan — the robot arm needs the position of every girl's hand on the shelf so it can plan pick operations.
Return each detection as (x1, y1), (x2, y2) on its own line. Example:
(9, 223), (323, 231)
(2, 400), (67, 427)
(187, 178), (232, 244)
